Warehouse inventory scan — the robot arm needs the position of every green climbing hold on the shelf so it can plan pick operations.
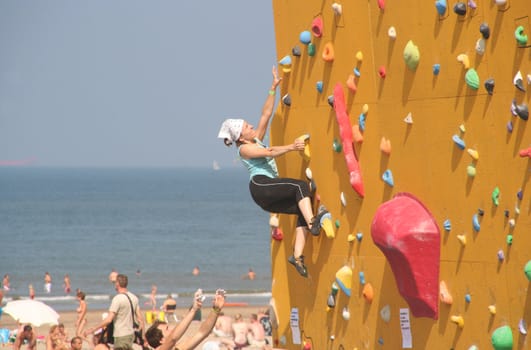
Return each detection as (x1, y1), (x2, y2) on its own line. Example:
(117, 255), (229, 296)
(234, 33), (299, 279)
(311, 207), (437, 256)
(492, 187), (500, 206)
(465, 69), (480, 90)
(515, 25), (528, 46)
(403, 40), (420, 71)
(506, 234), (513, 245)
(308, 43), (316, 57)
(333, 138), (342, 152)
(525, 260), (531, 281)
(491, 325), (513, 350)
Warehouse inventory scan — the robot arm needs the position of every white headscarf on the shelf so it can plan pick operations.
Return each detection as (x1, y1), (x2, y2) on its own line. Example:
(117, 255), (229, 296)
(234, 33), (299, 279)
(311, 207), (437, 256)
(217, 118), (244, 145)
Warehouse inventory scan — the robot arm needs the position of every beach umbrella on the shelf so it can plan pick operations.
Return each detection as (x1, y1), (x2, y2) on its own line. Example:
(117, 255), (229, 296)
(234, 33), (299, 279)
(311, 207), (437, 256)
(3, 300), (60, 327)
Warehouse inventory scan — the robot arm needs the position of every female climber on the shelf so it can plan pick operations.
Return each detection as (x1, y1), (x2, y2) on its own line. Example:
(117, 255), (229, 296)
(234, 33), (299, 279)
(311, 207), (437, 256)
(218, 66), (328, 278)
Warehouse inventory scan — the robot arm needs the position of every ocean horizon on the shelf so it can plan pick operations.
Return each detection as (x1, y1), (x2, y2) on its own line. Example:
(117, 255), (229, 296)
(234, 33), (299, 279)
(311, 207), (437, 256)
(0, 166), (273, 311)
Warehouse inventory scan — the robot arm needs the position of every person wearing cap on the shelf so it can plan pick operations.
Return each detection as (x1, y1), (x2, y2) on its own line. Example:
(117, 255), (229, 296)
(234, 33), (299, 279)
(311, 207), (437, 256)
(218, 66), (329, 278)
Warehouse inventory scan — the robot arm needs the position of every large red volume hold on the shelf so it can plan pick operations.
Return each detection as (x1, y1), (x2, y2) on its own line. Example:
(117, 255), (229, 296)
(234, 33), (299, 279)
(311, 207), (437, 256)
(370, 192), (440, 319)
(333, 83), (365, 197)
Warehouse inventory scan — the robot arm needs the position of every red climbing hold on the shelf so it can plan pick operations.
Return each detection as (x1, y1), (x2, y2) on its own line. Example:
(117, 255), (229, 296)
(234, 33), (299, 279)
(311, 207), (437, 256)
(370, 192), (440, 319)
(333, 83), (365, 198)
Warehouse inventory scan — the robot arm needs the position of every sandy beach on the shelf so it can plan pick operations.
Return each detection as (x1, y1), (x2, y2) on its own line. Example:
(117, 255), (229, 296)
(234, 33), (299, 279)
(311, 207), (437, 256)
(0, 305), (269, 350)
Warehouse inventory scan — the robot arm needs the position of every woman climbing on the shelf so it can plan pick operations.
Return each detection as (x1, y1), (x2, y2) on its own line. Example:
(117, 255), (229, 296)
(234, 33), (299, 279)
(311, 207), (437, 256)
(218, 66), (329, 278)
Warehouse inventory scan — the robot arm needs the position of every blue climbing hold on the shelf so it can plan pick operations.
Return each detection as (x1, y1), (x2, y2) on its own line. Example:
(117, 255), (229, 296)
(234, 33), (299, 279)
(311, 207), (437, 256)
(354, 67), (361, 77)
(443, 219), (452, 231)
(435, 0), (447, 15)
(356, 232), (363, 241)
(359, 272), (366, 285)
(316, 81), (323, 93)
(472, 213), (480, 232)
(299, 31), (311, 45)
(433, 64), (441, 75)
(359, 113), (367, 132)
(382, 169), (394, 187)
(452, 135), (466, 149)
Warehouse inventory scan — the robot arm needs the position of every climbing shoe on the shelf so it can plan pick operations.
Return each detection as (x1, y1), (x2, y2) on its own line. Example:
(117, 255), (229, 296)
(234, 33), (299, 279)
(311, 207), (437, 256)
(288, 255), (308, 277)
(309, 205), (329, 236)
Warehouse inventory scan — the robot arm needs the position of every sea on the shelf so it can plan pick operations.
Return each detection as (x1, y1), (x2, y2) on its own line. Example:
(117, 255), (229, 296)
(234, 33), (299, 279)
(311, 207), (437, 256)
(0, 167), (273, 312)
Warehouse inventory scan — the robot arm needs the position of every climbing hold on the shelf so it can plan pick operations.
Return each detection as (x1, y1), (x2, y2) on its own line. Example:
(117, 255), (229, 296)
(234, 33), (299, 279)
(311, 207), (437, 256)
(303, 341), (312, 350)
(404, 112), (413, 124)
(433, 64), (441, 75)
(492, 187), (500, 206)
(495, 0), (507, 5)
(355, 51), (363, 61)
(452, 135), (466, 150)
(279, 55), (292, 73)
(517, 189), (523, 200)
(488, 305), (497, 315)
(465, 293), (471, 303)
(371, 193), (440, 319)
(472, 213), (480, 232)
(271, 227), (283, 241)
(465, 68), (480, 90)
(342, 306), (350, 320)
(333, 83), (365, 197)
(478, 208), (485, 216)
(468, 0), (477, 9)
(497, 250), (505, 261)
(377, 0), (385, 10)
(459, 124), (466, 133)
(362, 283), (374, 303)
(308, 42), (316, 56)
(305, 167), (312, 180)
(327, 95), (334, 107)
(518, 147), (531, 158)
(361, 104), (369, 114)
(359, 271), (366, 285)
(491, 325), (513, 350)
(468, 346), (479, 350)
(480, 23), (491, 39)
(388, 26), (397, 39)
(504, 209), (509, 217)
(378, 66), (386, 78)
(453, 2), (466, 15)
(352, 124), (363, 143)
(382, 169), (394, 187)
(507, 121), (513, 133)
(334, 219), (340, 228)
(356, 232), (363, 241)
(335, 265), (353, 297)
(457, 234), (467, 246)
(282, 94), (291, 107)
(451, 315), (465, 328)
(435, 0), (447, 15)
(292, 46), (301, 57)
(525, 260), (531, 281)
(484, 78), (495, 95)
(457, 54), (470, 69)
(333, 138), (343, 152)
(331, 2), (343, 15)
(322, 42), (335, 62)
(316, 81), (324, 93)
(327, 282), (339, 308)
(354, 67), (361, 77)
(340, 192), (346, 207)
(508, 218), (515, 228)
(514, 71), (525, 92)
(359, 113), (366, 132)
(476, 38), (486, 55)
(515, 205), (520, 215)
(403, 40), (420, 71)
(269, 214), (279, 228)
(348, 234), (356, 242)
(515, 25), (528, 46)
(467, 148), (479, 160)
(299, 31), (311, 45)
(519, 319), (528, 335)
(443, 219), (452, 231)
(380, 305), (391, 322)
(439, 281), (453, 304)
(311, 16), (323, 38)
(321, 212), (335, 239)
(297, 134), (311, 160)
(512, 100), (528, 121)
(380, 137), (392, 155)
(467, 164), (476, 177)
(506, 234), (513, 245)
(346, 74), (357, 93)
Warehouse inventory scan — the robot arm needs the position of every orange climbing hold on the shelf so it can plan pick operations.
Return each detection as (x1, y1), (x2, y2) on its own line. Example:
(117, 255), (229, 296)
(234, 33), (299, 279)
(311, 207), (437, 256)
(380, 137), (391, 155)
(322, 42), (335, 62)
(346, 74), (357, 93)
(362, 283), (374, 303)
(439, 281), (453, 305)
(352, 125), (364, 144)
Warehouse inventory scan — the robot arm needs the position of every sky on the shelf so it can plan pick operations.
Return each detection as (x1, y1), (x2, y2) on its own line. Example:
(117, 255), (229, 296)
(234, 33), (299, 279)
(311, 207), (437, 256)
(0, 1), (277, 168)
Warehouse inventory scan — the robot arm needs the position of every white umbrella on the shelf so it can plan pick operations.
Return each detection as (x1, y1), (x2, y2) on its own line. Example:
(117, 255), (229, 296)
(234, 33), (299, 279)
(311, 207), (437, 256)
(3, 300), (60, 327)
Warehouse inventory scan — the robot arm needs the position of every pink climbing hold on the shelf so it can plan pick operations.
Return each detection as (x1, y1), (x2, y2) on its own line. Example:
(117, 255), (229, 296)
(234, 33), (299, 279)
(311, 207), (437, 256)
(378, 0), (385, 10)
(311, 16), (323, 38)
(370, 192), (440, 319)
(378, 66), (386, 78)
(333, 83), (365, 198)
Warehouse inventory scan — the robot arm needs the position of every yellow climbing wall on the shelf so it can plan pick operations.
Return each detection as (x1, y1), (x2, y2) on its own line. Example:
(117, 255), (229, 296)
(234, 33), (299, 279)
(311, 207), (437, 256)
(269, 0), (530, 349)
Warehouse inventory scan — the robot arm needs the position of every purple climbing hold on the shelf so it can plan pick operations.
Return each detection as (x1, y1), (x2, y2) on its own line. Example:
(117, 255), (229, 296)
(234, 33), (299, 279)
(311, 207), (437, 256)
(507, 121), (513, 133)
(468, 0), (477, 9)
(517, 189), (523, 200)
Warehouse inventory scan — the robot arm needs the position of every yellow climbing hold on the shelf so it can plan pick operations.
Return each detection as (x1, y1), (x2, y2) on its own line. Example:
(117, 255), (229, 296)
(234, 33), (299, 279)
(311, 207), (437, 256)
(451, 315), (465, 328)
(347, 233), (356, 242)
(361, 104), (369, 115)
(322, 215), (335, 239)
(488, 305), (497, 315)
(457, 54), (470, 69)
(457, 234), (467, 246)
(403, 40), (420, 71)
(297, 134), (311, 160)
(355, 51), (363, 61)
(467, 148), (479, 160)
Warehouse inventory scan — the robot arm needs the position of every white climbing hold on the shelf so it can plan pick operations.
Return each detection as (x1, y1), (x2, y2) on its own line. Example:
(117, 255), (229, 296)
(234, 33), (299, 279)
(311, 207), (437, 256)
(404, 112), (413, 124)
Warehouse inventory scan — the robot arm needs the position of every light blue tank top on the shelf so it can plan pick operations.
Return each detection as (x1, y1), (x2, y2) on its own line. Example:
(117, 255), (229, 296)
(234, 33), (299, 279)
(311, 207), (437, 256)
(238, 138), (279, 179)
